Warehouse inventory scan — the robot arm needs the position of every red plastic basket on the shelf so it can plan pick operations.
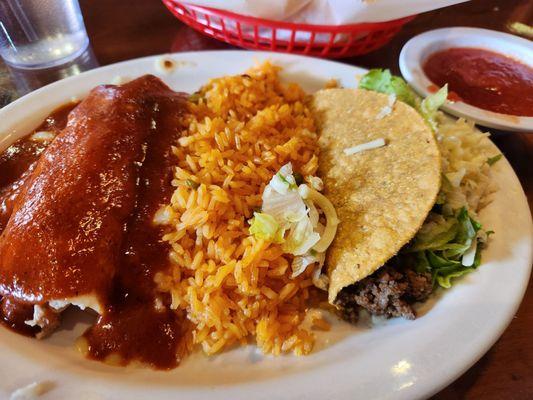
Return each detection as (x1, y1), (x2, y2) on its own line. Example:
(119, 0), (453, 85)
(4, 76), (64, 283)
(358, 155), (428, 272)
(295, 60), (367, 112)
(162, 1), (415, 58)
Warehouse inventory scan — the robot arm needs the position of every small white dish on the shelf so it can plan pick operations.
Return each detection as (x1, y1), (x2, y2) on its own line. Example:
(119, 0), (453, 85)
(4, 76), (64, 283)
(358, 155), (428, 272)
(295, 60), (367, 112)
(399, 27), (533, 132)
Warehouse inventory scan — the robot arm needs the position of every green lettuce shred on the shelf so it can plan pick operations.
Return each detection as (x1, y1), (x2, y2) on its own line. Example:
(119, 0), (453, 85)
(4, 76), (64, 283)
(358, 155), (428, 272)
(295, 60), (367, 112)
(249, 212), (283, 243)
(358, 69), (448, 131)
(487, 154), (502, 166)
(408, 207), (484, 289)
(419, 84), (448, 131)
(276, 172), (297, 189)
(359, 69), (418, 108)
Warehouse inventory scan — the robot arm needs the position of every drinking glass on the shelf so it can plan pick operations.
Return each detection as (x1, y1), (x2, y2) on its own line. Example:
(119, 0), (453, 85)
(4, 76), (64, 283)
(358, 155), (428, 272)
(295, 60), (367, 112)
(0, 0), (89, 69)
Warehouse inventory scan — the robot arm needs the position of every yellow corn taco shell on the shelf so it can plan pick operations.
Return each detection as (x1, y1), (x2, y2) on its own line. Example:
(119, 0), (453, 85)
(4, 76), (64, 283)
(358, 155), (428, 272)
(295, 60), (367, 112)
(311, 88), (441, 304)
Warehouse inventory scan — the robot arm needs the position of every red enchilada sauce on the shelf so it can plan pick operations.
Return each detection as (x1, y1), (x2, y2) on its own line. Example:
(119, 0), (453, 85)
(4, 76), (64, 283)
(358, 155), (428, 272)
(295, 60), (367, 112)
(79, 78), (190, 369)
(423, 47), (533, 116)
(0, 103), (76, 233)
(0, 76), (189, 369)
(0, 103), (76, 336)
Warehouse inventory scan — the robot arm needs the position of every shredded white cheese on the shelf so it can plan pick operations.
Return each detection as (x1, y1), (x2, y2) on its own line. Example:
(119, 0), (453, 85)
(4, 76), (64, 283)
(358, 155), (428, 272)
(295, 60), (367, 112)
(48, 295), (103, 314)
(10, 381), (52, 400)
(343, 138), (386, 155)
(375, 93), (396, 119)
(445, 167), (466, 188)
(153, 205), (174, 225)
(24, 305), (46, 327)
(30, 131), (55, 142)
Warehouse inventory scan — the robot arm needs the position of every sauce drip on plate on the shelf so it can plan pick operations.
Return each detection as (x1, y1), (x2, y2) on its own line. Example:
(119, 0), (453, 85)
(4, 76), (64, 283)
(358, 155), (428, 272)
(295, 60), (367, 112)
(423, 47), (533, 116)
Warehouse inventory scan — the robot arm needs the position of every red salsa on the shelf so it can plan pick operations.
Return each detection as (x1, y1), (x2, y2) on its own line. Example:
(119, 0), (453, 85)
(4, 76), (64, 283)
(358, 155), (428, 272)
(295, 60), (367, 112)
(423, 47), (533, 117)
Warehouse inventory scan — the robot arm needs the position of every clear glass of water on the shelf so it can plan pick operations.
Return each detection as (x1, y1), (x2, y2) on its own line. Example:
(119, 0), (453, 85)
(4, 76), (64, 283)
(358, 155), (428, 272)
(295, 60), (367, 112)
(0, 0), (89, 69)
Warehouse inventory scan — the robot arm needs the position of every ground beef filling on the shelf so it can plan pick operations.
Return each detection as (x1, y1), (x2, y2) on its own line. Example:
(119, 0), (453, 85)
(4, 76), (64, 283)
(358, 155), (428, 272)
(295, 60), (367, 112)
(336, 264), (433, 323)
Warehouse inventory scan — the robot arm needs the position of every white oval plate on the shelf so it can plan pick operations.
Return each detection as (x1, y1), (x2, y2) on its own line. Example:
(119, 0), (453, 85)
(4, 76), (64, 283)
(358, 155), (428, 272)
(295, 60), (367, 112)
(399, 27), (533, 132)
(0, 51), (531, 400)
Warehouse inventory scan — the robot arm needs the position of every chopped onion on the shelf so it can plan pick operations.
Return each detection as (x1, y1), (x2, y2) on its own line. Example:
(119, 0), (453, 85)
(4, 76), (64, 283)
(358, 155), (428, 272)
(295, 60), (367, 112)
(307, 200), (320, 227)
(306, 175), (324, 191)
(298, 184), (339, 253)
(291, 253), (318, 278)
(292, 250), (329, 291)
(343, 138), (386, 155)
(311, 252), (328, 290)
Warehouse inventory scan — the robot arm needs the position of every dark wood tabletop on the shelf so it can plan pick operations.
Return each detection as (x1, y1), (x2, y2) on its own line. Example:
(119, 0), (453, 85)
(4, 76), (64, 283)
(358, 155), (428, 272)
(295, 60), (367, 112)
(0, 0), (531, 398)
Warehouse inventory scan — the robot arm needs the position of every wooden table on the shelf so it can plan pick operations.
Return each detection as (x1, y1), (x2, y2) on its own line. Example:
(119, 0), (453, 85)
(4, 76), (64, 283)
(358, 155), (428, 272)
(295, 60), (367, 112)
(1, 0), (531, 398)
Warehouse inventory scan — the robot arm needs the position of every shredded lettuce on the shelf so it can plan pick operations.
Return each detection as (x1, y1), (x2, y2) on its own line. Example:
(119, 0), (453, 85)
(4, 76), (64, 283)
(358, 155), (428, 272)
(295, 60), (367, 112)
(359, 69), (418, 107)
(419, 84), (448, 131)
(249, 212), (283, 243)
(270, 163), (297, 194)
(262, 185), (307, 223)
(282, 217), (321, 256)
(358, 69), (448, 131)
(408, 207), (484, 289)
(408, 217), (458, 252)
(249, 163), (327, 257)
(249, 163), (337, 288)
